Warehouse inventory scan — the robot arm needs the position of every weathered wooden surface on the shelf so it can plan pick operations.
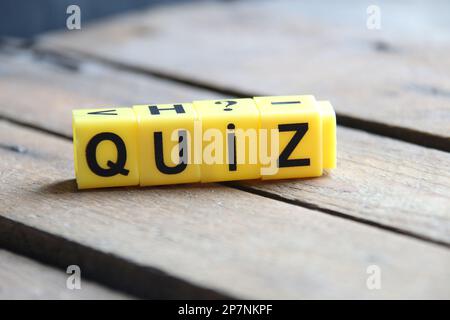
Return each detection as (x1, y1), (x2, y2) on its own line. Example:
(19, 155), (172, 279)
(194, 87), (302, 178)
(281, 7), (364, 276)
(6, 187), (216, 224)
(238, 127), (450, 244)
(39, 0), (450, 150)
(0, 249), (128, 299)
(0, 0), (449, 299)
(0, 46), (220, 138)
(1, 49), (449, 245)
(1, 120), (449, 299)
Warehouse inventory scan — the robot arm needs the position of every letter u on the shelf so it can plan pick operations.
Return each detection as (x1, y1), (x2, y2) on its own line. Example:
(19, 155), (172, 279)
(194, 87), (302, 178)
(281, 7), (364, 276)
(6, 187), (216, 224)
(154, 130), (188, 174)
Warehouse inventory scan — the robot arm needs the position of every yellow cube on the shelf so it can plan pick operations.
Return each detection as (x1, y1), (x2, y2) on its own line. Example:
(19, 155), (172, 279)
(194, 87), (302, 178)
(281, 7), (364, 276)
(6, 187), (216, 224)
(133, 103), (201, 186)
(253, 95), (333, 180)
(72, 108), (140, 189)
(318, 100), (337, 170)
(193, 98), (261, 182)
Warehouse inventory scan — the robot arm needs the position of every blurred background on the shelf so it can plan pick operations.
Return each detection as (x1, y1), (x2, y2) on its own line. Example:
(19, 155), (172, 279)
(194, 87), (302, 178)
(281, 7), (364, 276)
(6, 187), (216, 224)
(1, 0), (450, 147)
(1, 0), (450, 41)
(0, 0), (188, 38)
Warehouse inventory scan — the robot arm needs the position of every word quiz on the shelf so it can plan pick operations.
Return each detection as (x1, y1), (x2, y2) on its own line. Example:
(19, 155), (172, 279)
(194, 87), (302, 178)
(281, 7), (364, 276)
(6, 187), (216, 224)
(72, 95), (336, 189)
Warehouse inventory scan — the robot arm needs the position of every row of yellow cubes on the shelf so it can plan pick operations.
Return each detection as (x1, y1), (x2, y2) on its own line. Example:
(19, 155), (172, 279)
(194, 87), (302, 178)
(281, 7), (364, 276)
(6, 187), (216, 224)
(72, 95), (336, 189)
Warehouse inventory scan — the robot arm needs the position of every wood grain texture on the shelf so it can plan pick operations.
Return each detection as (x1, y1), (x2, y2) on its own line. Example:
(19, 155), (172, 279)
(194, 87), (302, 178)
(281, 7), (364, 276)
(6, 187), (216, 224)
(236, 127), (450, 244)
(0, 249), (129, 299)
(0, 47), (221, 137)
(0, 120), (449, 299)
(38, 0), (450, 148)
(0, 49), (449, 244)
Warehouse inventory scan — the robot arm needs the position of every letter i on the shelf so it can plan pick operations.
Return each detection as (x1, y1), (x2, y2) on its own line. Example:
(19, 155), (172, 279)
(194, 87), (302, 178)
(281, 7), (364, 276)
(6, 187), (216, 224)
(227, 123), (236, 171)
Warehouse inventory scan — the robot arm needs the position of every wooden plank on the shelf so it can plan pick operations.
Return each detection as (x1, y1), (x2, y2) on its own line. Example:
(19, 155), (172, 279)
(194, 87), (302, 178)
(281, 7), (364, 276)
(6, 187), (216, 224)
(0, 49), (449, 244)
(38, 0), (450, 149)
(238, 126), (450, 244)
(0, 249), (129, 299)
(1, 120), (449, 299)
(0, 47), (220, 138)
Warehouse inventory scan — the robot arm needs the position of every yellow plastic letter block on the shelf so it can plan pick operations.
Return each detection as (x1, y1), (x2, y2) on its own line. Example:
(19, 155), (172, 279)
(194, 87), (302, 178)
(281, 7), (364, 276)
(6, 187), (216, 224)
(72, 95), (336, 189)
(133, 103), (200, 186)
(253, 95), (336, 180)
(318, 100), (337, 169)
(193, 98), (260, 182)
(72, 108), (140, 189)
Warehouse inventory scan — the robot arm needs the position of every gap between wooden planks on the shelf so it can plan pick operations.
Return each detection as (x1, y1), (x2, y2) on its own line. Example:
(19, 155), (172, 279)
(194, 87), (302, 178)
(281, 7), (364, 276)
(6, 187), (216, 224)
(0, 48), (449, 246)
(0, 249), (128, 299)
(37, 0), (450, 151)
(0, 120), (449, 299)
(0, 214), (228, 299)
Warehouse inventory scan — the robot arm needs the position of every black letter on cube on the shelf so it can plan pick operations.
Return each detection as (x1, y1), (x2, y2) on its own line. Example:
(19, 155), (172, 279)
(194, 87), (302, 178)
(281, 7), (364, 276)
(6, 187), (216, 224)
(85, 132), (130, 176)
(277, 123), (310, 168)
(154, 130), (188, 174)
(148, 104), (185, 115)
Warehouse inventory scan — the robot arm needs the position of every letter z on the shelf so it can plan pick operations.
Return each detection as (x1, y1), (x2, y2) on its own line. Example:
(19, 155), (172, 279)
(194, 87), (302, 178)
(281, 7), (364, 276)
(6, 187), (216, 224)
(277, 123), (310, 168)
